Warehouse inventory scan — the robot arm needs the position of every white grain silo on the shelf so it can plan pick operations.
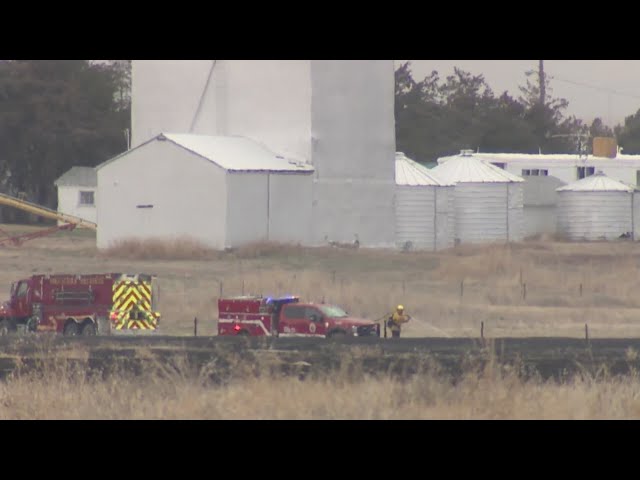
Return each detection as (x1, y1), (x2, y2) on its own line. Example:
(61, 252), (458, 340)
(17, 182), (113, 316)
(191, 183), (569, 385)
(432, 150), (525, 244)
(395, 152), (455, 251)
(556, 171), (640, 241)
(130, 60), (396, 248)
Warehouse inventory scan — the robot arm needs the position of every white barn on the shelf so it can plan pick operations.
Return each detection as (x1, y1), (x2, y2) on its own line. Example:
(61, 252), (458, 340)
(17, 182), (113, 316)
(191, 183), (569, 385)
(556, 172), (640, 241)
(433, 150), (525, 244)
(395, 152), (455, 251)
(53, 166), (97, 225)
(130, 60), (396, 248)
(473, 152), (640, 186)
(95, 133), (314, 250)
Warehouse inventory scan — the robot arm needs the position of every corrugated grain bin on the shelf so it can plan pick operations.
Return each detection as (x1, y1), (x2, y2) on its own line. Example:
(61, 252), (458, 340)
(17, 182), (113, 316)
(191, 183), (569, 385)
(432, 150), (525, 244)
(556, 171), (636, 241)
(395, 152), (455, 251)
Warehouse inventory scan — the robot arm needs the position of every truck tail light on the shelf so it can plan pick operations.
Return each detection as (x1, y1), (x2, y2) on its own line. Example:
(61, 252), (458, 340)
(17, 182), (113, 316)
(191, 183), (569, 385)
(233, 324), (241, 331)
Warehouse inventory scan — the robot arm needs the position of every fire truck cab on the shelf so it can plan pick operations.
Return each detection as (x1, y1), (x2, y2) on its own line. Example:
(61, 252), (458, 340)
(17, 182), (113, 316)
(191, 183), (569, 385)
(217, 295), (380, 338)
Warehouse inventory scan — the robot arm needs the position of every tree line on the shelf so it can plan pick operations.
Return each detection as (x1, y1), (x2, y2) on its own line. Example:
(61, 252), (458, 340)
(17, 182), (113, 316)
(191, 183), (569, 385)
(0, 60), (130, 223)
(1, 60), (640, 224)
(395, 61), (640, 164)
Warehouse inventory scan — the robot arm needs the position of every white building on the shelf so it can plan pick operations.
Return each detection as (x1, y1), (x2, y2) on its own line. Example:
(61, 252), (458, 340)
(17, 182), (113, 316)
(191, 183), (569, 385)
(95, 133), (314, 250)
(556, 171), (640, 241)
(395, 152), (455, 251)
(129, 60), (396, 247)
(53, 166), (97, 225)
(473, 152), (640, 186)
(433, 150), (525, 244)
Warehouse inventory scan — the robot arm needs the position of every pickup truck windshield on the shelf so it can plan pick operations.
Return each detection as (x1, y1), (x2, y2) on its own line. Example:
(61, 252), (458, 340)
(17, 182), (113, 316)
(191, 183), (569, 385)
(319, 305), (348, 318)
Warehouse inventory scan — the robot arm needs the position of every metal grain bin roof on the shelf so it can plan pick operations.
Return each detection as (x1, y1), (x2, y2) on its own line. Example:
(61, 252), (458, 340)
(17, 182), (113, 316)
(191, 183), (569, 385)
(395, 152), (453, 186)
(557, 171), (635, 193)
(433, 150), (524, 184)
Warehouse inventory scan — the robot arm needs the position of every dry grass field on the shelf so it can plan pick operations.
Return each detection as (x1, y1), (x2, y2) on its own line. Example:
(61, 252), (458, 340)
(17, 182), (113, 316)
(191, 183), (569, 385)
(2, 350), (640, 419)
(1, 224), (640, 339)
(3, 224), (640, 419)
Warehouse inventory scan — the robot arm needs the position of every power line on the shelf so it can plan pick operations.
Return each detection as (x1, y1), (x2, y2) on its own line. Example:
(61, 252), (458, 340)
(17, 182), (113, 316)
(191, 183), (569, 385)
(190, 60), (218, 133)
(553, 75), (640, 100)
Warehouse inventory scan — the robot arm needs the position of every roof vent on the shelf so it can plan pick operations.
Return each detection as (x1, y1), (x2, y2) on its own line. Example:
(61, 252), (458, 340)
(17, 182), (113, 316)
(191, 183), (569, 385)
(460, 149), (474, 157)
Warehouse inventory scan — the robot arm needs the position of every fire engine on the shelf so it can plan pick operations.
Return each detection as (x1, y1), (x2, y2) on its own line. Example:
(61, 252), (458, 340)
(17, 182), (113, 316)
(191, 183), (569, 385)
(0, 273), (161, 336)
(217, 295), (380, 338)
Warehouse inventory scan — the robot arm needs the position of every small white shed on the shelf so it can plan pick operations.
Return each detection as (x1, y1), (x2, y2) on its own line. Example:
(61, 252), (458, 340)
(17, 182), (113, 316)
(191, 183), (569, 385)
(556, 171), (640, 241)
(96, 133), (314, 249)
(433, 150), (525, 244)
(53, 166), (97, 225)
(395, 152), (455, 251)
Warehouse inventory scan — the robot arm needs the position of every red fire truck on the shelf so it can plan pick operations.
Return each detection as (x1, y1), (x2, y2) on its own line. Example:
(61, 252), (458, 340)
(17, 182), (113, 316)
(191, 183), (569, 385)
(0, 273), (161, 336)
(217, 295), (380, 338)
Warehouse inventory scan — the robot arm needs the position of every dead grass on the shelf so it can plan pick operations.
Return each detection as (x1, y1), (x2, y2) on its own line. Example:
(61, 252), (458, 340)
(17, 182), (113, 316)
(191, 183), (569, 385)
(101, 237), (221, 261)
(3, 225), (640, 337)
(2, 353), (640, 419)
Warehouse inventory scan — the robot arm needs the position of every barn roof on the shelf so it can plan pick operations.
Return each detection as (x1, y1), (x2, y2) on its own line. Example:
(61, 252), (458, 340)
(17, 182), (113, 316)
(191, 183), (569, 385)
(54, 166), (97, 187)
(96, 133), (314, 173)
(433, 150), (524, 184)
(163, 134), (314, 173)
(395, 152), (453, 186)
(557, 171), (636, 193)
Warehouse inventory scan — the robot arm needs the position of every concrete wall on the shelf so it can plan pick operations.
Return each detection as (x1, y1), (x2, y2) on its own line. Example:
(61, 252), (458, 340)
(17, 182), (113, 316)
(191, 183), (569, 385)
(267, 173), (313, 244)
(224, 61), (312, 161)
(131, 61), (220, 147)
(131, 60), (312, 160)
(97, 139), (227, 249)
(557, 191), (633, 241)
(57, 186), (97, 225)
(131, 60), (398, 248)
(524, 206), (557, 237)
(310, 61), (396, 246)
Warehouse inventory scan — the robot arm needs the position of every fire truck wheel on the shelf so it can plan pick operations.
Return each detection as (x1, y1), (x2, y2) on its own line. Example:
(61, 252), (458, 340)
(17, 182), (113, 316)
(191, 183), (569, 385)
(0, 320), (13, 336)
(63, 321), (80, 336)
(81, 322), (97, 336)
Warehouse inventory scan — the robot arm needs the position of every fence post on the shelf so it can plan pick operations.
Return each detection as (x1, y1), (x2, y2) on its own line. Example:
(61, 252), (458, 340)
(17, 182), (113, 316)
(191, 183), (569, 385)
(481, 321), (484, 341)
(194, 317), (198, 337)
(585, 323), (589, 344)
(522, 283), (527, 301)
(460, 280), (464, 300)
(579, 283), (583, 297)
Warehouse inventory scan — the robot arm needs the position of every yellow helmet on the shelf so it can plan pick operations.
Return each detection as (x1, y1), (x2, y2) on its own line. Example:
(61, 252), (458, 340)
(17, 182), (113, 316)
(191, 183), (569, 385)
(396, 305), (404, 312)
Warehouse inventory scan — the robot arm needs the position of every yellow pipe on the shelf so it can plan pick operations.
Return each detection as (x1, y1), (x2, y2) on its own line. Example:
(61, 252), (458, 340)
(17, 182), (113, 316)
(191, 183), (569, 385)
(0, 192), (97, 230)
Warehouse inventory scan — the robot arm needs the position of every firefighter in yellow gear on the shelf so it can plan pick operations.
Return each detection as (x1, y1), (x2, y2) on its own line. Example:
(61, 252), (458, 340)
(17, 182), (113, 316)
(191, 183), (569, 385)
(387, 305), (411, 338)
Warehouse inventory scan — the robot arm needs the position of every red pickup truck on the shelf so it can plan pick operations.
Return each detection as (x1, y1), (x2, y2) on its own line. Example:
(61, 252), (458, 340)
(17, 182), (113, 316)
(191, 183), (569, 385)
(217, 295), (380, 338)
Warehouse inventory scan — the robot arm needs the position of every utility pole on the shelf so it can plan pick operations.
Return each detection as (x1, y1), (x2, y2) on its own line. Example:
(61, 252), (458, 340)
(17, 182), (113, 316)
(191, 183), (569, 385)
(538, 60), (546, 106)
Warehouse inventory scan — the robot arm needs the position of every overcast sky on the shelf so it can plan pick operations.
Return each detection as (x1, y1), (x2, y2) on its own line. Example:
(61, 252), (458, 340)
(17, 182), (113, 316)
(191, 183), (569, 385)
(401, 60), (640, 128)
